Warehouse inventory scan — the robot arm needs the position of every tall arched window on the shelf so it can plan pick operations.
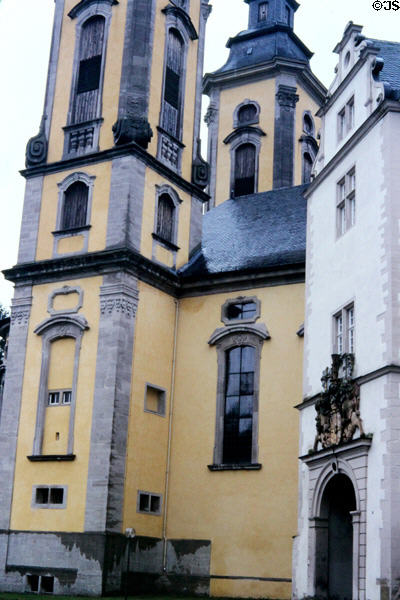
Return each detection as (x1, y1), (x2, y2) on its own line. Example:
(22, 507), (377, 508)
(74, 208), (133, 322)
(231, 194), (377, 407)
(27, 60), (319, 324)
(302, 152), (313, 184)
(61, 181), (89, 230)
(162, 29), (184, 139)
(223, 346), (255, 464)
(156, 193), (175, 243)
(234, 143), (256, 197)
(72, 16), (105, 124)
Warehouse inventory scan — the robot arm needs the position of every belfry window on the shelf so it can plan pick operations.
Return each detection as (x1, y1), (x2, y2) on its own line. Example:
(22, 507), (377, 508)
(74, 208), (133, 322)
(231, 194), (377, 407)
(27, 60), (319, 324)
(156, 193), (175, 243)
(72, 16), (105, 124)
(234, 143), (256, 197)
(302, 152), (313, 184)
(162, 29), (185, 139)
(258, 2), (268, 22)
(238, 104), (257, 125)
(223, 346), (255, 464)
(61, 181), (89, 230)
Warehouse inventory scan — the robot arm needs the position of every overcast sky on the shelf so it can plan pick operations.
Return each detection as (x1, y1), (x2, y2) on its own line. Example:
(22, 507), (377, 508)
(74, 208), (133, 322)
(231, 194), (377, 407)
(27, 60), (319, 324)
(0, 0), (398, 308)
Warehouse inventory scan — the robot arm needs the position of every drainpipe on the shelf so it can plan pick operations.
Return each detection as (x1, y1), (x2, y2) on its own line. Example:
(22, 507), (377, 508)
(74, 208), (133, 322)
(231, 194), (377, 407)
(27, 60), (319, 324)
(162, 298), (179, 572)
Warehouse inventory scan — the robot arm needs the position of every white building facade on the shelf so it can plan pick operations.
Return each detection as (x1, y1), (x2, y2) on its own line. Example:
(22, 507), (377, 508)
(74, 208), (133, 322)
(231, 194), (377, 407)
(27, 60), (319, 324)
(293, 23), (400, 600)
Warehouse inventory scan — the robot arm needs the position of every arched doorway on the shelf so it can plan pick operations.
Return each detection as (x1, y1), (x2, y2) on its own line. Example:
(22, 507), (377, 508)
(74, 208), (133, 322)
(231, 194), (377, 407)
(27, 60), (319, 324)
(315, 474), (357, 599)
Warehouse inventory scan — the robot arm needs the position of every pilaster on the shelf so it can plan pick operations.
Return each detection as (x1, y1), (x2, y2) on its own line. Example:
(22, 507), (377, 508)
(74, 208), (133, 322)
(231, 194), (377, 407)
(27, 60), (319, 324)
(273, 83), (299, 189)
(84, 272), (138, 533)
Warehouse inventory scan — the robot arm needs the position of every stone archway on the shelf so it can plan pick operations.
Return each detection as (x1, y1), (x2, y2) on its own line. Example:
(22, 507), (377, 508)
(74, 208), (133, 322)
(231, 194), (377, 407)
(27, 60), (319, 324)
(315, 473), (357, 600)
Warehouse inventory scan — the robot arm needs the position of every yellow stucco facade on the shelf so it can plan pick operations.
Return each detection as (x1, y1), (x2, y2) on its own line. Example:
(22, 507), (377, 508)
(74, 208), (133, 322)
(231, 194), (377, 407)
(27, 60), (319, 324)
(1, 0), (326, 596)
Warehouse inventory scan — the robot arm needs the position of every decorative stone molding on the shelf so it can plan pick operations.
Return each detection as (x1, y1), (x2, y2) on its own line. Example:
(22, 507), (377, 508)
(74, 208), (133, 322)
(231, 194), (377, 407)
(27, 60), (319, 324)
(313, 354), (365, 452)
(99, 282), (139, 320)
(276, 84), (299, 109)
(25, 116), (48, 167)
(34, 314), (89, 337)
(208, 322), (270, 346)
(112, 116), (153, 149)
(63, 119), (103, 158)
(47, 286), (83, 316)
(191, 138), (210, 189)
(161, 5), (198, 41)
(68, 0), (118, 19)
(157, 127), (185, 173)
(10, 296), (33, 327)
(204, 104), (218, 126)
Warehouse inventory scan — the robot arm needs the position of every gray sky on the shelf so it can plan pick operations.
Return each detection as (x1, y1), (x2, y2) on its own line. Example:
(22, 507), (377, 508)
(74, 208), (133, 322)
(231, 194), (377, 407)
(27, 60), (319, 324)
(1, 0), (398, 307)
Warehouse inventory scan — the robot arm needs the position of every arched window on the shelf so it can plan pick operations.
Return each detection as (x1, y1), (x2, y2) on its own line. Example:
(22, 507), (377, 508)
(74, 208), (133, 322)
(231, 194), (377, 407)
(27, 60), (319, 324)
(303, 113), (314, 136)
(61, 181), (89, 230)
(223, 345), (255, 464)
(156, 193), (175, 243)
(238, 104), (257, 125)
(234, 143), (256, 197)
(302, 152), (313, 184)
(162, 29), (184, 139)
(72, 16), (105, 125)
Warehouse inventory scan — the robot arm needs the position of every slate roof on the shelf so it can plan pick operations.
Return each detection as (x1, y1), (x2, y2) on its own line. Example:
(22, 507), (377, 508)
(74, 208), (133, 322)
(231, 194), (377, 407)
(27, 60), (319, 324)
(215, 25), (312, 74)
(369, 38), (400, 97)
(180, 185), (308, 279)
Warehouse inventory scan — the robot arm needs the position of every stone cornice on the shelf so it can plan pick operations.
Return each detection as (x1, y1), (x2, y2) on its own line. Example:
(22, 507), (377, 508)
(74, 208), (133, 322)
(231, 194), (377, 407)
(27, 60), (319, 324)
(306, 99), (400, 197)
(20, 142), (209, 204)
(203, 58), (326, 105)
(161, 5), (198, 41)
(3, 250), (305, 299)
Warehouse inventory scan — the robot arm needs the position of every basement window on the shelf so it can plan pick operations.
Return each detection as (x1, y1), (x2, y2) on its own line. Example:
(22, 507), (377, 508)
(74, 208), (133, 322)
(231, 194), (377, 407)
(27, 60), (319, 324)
(137, 491), (162, 515)
(26, 574), (54, 594)
(33, 486), (67, 509)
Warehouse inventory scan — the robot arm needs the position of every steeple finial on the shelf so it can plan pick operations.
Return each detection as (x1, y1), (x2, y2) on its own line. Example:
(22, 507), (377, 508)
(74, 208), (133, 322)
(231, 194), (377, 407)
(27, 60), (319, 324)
(244, 0), (298, 30)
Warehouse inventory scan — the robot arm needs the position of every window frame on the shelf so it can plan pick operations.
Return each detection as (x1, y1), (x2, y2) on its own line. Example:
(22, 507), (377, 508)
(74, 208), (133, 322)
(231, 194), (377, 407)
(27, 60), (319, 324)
(337, 95), (355, 141)
(336, 167), (356, 238)
(152, 185), (181, 267)
(144, 383), (167, 417)
(53, 172), (95, 257)
(32, 485), (68, 509)
(333, 303), (355, 355)
(221, 296), (261, 326)
(208, 319), (270, 470)
(136, 490), (163, 516)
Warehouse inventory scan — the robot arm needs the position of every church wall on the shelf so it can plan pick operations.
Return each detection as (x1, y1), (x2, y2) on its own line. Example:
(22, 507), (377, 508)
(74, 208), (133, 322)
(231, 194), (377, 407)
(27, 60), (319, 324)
(165, 282), (304, 597)
(122, 281), (177, 540)
(9, 276), (102, 533)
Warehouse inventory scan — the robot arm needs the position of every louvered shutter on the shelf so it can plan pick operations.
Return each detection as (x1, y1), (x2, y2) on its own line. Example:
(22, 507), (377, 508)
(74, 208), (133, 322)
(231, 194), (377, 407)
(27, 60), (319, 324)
(62, 182), (89, 230)
(234, 144), (256, 197)
(72, 16), (105, 124)
(156, 194), (175, 242)
(162, 30), (184, 138)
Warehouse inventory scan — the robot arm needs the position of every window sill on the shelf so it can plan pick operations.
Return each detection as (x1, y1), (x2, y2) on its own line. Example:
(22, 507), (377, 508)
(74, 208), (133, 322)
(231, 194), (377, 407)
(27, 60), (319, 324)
(52, 225), (91, 236)
(152, 232), (180, 252)
(208, 463), (262, 471)
(27, 454), (76, 462)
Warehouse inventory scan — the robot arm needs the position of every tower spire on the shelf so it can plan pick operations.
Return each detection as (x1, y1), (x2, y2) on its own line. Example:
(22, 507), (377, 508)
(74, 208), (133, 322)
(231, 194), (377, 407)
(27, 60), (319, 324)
(244, 0), (298, 30)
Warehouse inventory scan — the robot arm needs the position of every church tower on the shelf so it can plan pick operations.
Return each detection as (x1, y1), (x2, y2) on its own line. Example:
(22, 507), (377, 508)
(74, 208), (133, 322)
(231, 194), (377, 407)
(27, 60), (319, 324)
(204, 0), (325, 206)
(0, 0), (210, 595)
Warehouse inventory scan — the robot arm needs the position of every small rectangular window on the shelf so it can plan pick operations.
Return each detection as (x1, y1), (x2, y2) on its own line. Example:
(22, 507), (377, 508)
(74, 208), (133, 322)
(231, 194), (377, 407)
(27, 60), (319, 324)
(144, 384), (166, 416)
(258, 2), (268, 21)
(137, 491), (162, 515)
(62, 390), (72, 405)
(338, 108), (346, 140)
(347, 97), (355, 131)
(48, 392), (60, 406)
(333, 304), (355, 354)
(33, 486), (67, 509)
(338, 97), (355, 141)
(41, 576), (54, 594)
